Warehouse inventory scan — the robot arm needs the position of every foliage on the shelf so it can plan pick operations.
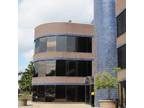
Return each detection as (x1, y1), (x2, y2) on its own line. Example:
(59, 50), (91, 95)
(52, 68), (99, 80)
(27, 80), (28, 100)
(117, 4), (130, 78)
(19, 62), (35, 92)
(112, 67), (122, 73)
(95, 71), (119, 99)
(95, 71), (118, 89)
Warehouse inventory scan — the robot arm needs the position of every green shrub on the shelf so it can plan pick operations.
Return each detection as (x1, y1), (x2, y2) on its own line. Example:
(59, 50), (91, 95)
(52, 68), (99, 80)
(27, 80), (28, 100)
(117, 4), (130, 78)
(95, 71), (118, 99)
(95, 72), (118, 89)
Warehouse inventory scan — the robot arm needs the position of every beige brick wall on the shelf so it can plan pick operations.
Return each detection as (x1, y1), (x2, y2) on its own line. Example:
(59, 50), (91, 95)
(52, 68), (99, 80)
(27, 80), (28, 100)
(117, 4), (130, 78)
(35, 22), (95, 39)
(116, 0), (126, 16)
(117, 33), (126, 47)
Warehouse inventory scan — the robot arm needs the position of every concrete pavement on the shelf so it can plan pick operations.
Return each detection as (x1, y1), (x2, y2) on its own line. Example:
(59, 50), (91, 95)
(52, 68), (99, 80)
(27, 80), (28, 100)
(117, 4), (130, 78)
(19, 102), (99, 108)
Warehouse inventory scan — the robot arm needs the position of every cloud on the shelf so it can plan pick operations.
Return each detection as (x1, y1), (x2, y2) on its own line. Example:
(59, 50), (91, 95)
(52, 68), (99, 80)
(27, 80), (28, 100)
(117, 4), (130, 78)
(18, 49), (33, 72)
(18, 28), (34, 53)
(24, 49), (34, 62)
(19, 0), (94, 71)
(19, 0), (94, 53)
(19, 0), (94, 28)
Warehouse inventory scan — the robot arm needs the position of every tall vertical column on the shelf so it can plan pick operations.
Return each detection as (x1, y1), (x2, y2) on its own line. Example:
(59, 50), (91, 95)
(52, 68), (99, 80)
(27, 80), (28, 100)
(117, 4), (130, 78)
(94, 0), (118, 106)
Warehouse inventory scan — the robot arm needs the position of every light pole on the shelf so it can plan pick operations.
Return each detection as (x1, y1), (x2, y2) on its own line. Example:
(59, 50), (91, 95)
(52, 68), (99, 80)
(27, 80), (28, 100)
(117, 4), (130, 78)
(94, 0), (118, 106)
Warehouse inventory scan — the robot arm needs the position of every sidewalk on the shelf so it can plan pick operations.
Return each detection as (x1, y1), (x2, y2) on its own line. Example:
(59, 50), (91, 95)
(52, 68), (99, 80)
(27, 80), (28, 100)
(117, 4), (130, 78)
(19, 102), (99, 108)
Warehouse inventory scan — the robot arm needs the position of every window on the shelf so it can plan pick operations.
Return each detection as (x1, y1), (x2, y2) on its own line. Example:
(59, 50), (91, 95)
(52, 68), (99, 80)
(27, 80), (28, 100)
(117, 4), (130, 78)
(45, 85), (55, 102)
(45, 61), (56, 76)
(37, 86), (45, 100)
(66, 61), (77, 76)
(118, 45), (126, 69)
(35, 39), (40, 53)
(34, 62), (46, 77)
(34, 60), (92, 77)
(35, 37), (48, 53)
(56, 36), (67, 51)
(33, 85), (86, 102)
(39, 38), (48, 52)
(47, 37), (56, 51)
(77, 37), (92, 52)
(87, 61), (92, 76)
(67, 37), (76, 52)
(56, 85), (65, 99)
(34, 61), (56, 77)
(56, 60), (66, 76)
(117, 9), (126, 36)
(33, 63), (38, 77)
(78, 61), (92, 76)
(35, 36), (92, 53)
(78, 61), (87, 76)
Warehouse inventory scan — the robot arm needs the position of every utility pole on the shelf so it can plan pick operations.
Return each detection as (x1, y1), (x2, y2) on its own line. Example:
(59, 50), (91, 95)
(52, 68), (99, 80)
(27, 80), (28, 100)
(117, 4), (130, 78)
(94, 0), (118, 106)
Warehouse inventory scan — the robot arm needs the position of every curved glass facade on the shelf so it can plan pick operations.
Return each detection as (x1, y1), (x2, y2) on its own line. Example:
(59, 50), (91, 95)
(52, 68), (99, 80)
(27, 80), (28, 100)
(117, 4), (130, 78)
(34, 60), (92, 77)
(35, 36), (92, 53)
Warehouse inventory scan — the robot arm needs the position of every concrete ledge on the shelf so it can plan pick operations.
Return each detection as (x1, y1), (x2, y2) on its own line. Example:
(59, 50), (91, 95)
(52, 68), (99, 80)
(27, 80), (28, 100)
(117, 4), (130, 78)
(32, 76), (86, 85)
(34, 51), (95, 61)
(117, 69), (126, 81)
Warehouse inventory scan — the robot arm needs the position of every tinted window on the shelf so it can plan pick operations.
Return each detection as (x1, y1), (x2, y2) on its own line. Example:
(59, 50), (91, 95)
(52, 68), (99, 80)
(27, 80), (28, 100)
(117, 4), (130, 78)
(77, 37), (92, 52)
(67, 37), (76, 52)
(56, 60), (66, 76)
(47, 37), (56, 51)
(35, 36), (92, 53)
(39, 38), (48, 52)
(117, 9), (126, 36)
(34, 60), (92, 77)
(34, 62), (46, 77)
(34, 61), (56, 77)
(33, 85), (85, 102)
(56, 36), (67, 51)
(87, 61), (92, 76)
(56, 85), (65, 99)
(45, 86), (55, 101)
(78, 61), (92, 76)
(35, 39), (40, 53)
(118, 45), (126, 69)
(66, 61), (77, 76)
(78, 61), (87, 76)
(45, 61), (56, 76)
(33, 63), (38, 77)
(35, 37), (48, 53)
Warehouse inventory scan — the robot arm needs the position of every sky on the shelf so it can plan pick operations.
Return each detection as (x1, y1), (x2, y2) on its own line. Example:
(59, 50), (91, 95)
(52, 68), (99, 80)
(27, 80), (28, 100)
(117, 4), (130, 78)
(18, 0), (94, 72)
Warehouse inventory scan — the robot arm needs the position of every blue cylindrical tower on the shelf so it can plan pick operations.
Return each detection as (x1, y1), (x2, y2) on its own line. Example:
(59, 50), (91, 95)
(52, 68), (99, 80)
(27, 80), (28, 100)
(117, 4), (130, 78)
(94, 0), (118, 106)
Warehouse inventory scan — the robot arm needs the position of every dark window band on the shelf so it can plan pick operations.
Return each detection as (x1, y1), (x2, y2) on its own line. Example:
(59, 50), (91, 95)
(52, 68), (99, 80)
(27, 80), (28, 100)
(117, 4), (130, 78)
(117, 44), (126, 69)
(117, 9), (126, 37)
(33, 60), (92, 77)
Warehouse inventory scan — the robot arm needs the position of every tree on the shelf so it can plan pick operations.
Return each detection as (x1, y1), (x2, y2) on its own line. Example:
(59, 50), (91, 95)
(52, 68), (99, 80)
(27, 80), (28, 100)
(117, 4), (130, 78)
(19, 62), (35, 93)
